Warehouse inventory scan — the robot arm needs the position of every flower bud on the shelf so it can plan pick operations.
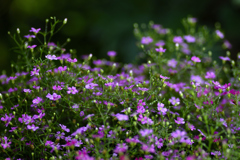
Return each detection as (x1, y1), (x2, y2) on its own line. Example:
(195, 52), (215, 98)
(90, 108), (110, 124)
(17, 28), (20, 34)
(63, 18), (68, 24)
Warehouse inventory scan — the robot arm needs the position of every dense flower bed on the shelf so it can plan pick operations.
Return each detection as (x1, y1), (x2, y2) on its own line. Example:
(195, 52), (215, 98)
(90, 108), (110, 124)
(0, 17), (239, 159)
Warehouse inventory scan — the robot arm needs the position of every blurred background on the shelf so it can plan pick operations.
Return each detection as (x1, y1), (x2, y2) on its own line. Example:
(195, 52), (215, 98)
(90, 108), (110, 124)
(0, 0), (240, 74)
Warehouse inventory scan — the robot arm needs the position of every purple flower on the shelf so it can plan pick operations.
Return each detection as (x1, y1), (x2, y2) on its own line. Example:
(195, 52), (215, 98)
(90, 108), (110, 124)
(157, 103), (167, 115)
(85, 83), (98, 89)
(1, 114), (14, 127)
(52, 85), (62, 91)
(67, 86), (78, 94)
(27, 124), (39, 131)
(76, 150), (94, 160)
(29, 27), (41, 33)
(45, 55), (58, 60)
(187, 123), (196, 131)
(173, 36), (183, 43)
(155, 48), (166, 52)
(67, 58), (77, 63)
(114, 143), (128, 153)
(84, 114), (95, 120)
(115, 113), (129, 121)
(32, 97), (42, 104)
(160, 75), (170, 80)
(80, 111), (84, 117)
(169, 97), (180, 106)
(141, 144), (155, 153)
(24, 34), (36, 39)
(1, 137), (11, 149)
(136, 105), (145, 114)
(216, 30), (224, 39)
(141, 36), (153, 44)
(30, 68), (40, 76)
(197, 129), (206, 137)
(174, 117), (185, 124)
(223, 40), (232, 49)
(205, 71), (216, 79)
(219, 56), (230, 61)
(191, 56), (201, 63)
(155, 40), (165, 47)
(23, 89), (32, 93)
(138, 114), (154, 125)
(27, 45), (37, 49)
(139, 129), (153, 137)
(171, 129), (186, 138)
(184, 35), (196, 43)
(55, 131), (65, 139)
(107, 51), (117, 57)
(211, 151), (221, 156)
(168, 59), (178, 68)
(46, 93), (61, 101)
(59, 124), (70, 132)
(190, 75), (204, 84)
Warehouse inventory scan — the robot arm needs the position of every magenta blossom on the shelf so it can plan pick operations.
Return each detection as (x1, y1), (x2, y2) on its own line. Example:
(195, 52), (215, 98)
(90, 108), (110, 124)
(160, 75), (170, 80)
(191, 56), (201, 63)
(139, 129), (153, 137)
(157, 102), (167, 115)
(155, 48), (166, 52)
(141, 36), (153, 44)
(32, 97), (42, 104)
(27, 45), (37, 49)
(114, 143), (128, 153)
(184, 35), (196, 43)
(45, 55), (58, 60)
(173, 36), (183, 43)
(67, 86), (78, 94)
(46, 93), (61, 101)
(30, 68), (40, 76)
(219, 56), (230, 61)
(169, 97), (180, 106)
(107, 51), (117, 57)
(174, 117), (185, 124)
(205, 71), (216, 79)
(215, 30), (224, 39)
(115, 113), (129, 121)
(29, 27), (41, 33)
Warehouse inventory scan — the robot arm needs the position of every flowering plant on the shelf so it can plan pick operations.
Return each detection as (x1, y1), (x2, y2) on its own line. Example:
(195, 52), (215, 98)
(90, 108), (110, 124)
(0, 16), (239, 159)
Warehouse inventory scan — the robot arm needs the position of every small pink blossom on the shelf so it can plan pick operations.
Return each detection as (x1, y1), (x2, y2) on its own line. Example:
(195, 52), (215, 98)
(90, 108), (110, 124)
(191, 56), (201, 63)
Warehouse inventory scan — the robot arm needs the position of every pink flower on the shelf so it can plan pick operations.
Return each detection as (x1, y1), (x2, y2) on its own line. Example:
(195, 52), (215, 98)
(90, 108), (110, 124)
(191, 56), (201, 63)
(219, 56), (230, 61)
(45, 55), (58, 60)
(160, 75), (170, 80)
(29, 27), (41, 33)
(107, 51), (117, 57)
(115, 113), (129, 121)
(30, 68), (40, 76)
(173, 36), (183, 43)
(205, 71), (216, 79)
(67, 86), (78, 94)
(24, 34), (36, 39)
(174, 117), (185, 124)
(32, 97), (42, 104)
(216, 30), (224, 39)
(27, 45), (37, 49)
(155, 48), (166, 52)
(46, 93), (61, 101)
(141, 36), (153, 44)
(184, 35), (196, 43)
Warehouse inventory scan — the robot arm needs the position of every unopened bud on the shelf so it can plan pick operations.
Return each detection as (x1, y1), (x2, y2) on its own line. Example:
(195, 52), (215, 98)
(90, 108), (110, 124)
(63, 18), (68, 24)
(17, 28), (20, 34)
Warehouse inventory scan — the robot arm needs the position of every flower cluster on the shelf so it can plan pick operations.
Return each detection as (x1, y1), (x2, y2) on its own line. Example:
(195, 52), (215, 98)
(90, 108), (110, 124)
(0, 17), (239, 159)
